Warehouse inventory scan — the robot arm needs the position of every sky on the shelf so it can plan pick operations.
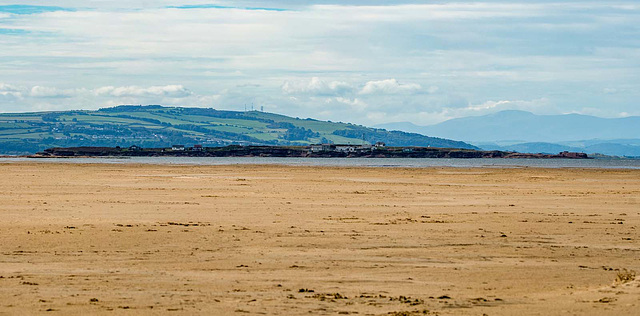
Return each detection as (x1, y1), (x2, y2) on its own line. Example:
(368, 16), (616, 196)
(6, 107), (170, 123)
(0, 1), (639, 126)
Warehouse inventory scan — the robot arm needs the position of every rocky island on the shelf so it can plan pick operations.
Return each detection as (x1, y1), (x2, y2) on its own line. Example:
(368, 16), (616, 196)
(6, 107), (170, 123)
(33, 144), (590, 159)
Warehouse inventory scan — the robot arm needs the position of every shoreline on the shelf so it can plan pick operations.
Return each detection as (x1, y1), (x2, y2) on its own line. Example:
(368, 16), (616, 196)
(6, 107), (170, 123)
(0, 160), (627, 170)
(2, 156), (640, 170)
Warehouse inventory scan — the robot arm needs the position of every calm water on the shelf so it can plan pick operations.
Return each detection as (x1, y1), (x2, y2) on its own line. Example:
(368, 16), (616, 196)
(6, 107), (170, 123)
(1, 157), (640, 169)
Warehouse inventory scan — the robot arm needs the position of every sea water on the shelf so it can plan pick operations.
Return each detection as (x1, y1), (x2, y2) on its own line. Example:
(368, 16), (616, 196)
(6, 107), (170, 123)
(2, 157), (640, 169)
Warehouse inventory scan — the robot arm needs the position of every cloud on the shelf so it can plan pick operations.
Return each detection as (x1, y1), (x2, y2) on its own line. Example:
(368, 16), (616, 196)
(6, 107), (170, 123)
(442, 98), (552, 118)
(282, 77), (353, 96)
(94, 85), (192, 98)
(0, 83), (23, 97)
(30, 86), (80, 98)
(603, 88), (618, 94)
(1, 83), (195, 100)
(335, 97), (367, 110)
(0, 83), (21, 91)
(0, 1), (638, 123)
(359, 79), (422, 95)
(0, 82), (213, 113)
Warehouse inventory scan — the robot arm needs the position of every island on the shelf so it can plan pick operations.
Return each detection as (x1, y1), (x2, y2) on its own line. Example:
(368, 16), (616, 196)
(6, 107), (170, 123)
(32, 144), (591, 159)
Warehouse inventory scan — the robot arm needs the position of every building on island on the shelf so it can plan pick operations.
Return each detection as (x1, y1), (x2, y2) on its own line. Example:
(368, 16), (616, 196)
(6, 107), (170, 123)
(308, 142), (385, 153)
(335, 145), (357, 153)
(309, 144), (335, 152)
(172, 145), (185, 151)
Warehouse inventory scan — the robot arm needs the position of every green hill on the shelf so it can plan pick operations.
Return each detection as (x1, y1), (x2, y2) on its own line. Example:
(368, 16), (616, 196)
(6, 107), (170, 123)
(0, 105), (476, 154)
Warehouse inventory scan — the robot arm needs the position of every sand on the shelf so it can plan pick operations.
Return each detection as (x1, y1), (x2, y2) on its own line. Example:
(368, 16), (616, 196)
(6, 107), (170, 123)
(0, 162), (638, 315)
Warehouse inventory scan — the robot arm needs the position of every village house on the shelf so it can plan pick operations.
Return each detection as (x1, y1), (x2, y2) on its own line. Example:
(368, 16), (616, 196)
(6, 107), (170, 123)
(335, 145), (357, 153)
(171, 144), (185, 151)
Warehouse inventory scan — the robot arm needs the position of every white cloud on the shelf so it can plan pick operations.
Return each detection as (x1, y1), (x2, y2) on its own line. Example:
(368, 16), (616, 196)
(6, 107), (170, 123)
(465, 100), (512, 112)
(30, 86), (81, 98)
(335, 97), (367, 110)
(440, 98), (552, 118)
(603, 88), (618, 94)
(359, 79), (422, 95)
(0, 91), (20, 97)
(94, 85), (192, 98)
(281, 77), (353, 96)
(0, 83), (23, 98)
(0, 83), (20, 91)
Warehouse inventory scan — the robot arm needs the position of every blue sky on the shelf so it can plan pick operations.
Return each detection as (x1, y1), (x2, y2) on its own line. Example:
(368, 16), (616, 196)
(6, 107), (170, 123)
(0, 1), (638, 125)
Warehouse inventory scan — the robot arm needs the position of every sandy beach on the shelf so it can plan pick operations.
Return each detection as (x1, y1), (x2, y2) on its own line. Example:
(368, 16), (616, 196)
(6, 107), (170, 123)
(0, 162), (638, 315)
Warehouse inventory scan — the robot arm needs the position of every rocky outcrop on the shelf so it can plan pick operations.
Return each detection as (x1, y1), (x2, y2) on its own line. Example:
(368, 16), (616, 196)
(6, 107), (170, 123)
(504, 151), (590, 159)
(34, 146), (591, 159)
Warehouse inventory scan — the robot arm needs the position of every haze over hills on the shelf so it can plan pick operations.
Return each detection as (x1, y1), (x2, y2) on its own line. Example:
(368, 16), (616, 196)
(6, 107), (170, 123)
(0, 105), (476, 155)
(376, 111), (640, 157)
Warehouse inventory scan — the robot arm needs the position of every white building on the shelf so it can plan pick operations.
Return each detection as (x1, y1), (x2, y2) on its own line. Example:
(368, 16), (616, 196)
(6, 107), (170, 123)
(335, 145), (356, 153)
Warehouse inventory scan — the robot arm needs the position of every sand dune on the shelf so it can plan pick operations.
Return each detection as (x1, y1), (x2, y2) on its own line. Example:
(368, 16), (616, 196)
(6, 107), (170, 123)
(0, 163), (638, 315)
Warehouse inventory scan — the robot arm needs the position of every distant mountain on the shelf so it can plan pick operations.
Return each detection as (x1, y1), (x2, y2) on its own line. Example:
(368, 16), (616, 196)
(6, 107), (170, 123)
(378, 110), (640, 143)
(376, 110), (640, 157)
(0, 105), (476, 154)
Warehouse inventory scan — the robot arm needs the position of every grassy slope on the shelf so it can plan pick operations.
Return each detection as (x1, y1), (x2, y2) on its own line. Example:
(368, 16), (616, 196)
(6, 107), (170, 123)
(0, 105), (476, 154)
